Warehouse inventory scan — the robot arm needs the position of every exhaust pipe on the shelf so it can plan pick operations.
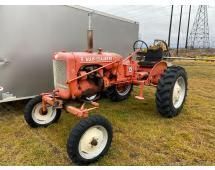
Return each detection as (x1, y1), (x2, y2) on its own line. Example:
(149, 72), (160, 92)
(87, 12), (93, 52)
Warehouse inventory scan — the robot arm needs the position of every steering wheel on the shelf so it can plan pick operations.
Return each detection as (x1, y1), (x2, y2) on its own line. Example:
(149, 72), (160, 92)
(133, 40), (148, 52)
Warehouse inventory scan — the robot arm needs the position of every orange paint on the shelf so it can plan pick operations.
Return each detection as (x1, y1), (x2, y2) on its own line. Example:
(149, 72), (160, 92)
(41, 49), (167, 118)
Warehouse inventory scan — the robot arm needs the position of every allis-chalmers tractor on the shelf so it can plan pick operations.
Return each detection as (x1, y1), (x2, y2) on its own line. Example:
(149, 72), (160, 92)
(24, 14), (187, 165)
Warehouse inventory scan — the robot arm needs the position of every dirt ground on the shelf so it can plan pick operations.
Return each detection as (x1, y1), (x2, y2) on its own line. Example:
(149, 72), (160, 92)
(0, 61), (214, 165)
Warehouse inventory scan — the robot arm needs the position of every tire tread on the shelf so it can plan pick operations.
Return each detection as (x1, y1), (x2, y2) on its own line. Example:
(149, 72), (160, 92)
(67, 115), (113, 165)
(24, 96), (61, 128)
(155, 66), (187, 118)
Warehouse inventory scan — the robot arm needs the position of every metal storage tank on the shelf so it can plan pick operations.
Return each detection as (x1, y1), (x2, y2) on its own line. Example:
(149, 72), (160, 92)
(0, 5), (139, 103)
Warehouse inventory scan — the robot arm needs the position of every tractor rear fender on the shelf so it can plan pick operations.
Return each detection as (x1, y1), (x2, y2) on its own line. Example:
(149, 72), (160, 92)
(147, 61), (167, 85)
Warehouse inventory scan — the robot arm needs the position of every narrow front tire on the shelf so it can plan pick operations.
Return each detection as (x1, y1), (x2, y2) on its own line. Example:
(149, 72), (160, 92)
(24, 96), (61, 128)
(67, 115), (113, 165)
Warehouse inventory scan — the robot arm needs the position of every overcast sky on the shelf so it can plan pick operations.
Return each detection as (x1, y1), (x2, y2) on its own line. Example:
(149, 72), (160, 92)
(85, 5), (215, 48)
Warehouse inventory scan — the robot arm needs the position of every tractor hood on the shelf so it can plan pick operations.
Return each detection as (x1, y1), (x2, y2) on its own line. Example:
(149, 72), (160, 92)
(53, 51), (123, 64)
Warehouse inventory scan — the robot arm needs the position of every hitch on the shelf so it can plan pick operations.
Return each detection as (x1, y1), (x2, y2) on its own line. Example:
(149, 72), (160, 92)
(42, 92), (99, 118)
(66, 101), (99, 118)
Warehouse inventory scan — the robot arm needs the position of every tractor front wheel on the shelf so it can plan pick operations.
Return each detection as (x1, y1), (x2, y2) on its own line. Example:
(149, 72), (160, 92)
(67, 115), (112, 165)
(24, 96), (61, 128)
(156, 66), (187, 118)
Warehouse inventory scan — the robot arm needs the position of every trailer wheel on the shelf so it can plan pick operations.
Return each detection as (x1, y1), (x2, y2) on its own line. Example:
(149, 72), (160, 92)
(24, 96), (61, 128)
(108, 84), (132, 101)
(156, 66), (187, 118)
(67, 115), (112, 165)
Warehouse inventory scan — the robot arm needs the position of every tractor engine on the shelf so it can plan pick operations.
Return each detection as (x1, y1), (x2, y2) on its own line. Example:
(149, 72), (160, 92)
(53, 51), (123, 100)
(77, 64), (103, 98)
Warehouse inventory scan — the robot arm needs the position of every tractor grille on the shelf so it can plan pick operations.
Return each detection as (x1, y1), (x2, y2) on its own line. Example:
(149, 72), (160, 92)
(53, 60), (68, 89)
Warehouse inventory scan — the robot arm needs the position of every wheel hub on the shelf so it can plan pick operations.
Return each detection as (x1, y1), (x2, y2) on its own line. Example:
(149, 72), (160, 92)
(78, 125), (108, 159)
(174, 83), (181, 101)
(32, 103), (57, 124)
(39, 108), (48, 115)
(90, 138), (98, 146)
(172, 76), (186, 109)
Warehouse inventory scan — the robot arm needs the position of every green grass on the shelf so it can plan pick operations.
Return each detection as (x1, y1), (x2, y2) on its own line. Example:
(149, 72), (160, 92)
(0, 61), (214, 165)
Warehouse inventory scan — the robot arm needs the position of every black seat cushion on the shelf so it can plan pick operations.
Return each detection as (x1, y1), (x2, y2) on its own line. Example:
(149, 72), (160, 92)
(138, 48), (163, 67)
(145, 48), (163, 61)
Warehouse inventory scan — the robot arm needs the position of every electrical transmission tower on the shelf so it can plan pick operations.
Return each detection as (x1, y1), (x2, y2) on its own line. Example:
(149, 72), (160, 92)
(188, 5), (210, 48)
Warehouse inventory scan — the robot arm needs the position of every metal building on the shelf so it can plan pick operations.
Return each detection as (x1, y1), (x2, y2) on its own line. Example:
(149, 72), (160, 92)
(0, 5), (139, 103)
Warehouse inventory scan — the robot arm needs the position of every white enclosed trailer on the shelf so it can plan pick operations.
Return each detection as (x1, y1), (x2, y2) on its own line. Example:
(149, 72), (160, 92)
(0, 5), (139, 103)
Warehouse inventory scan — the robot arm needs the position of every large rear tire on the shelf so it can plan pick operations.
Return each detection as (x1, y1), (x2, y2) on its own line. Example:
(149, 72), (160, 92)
(107, 84), (132, 102)
(24, 96), (61, 128)
(67, 115), (112, 165)
(156, 66), (187, 118)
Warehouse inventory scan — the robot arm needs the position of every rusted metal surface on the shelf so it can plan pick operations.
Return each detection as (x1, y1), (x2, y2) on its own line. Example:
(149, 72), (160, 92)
(87, 30), (94, 52)
(40, 46), (168, 117)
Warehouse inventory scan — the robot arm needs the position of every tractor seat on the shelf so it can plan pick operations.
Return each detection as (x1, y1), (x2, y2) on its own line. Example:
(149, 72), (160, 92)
(135, 71), (149, 80)
(138, 48), (163, 67)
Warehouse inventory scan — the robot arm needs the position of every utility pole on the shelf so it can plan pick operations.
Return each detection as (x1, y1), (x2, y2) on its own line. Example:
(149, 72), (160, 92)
(185, 5), (191, 49)
(176, 5), (183, 56)
(168, 5), (174, 47)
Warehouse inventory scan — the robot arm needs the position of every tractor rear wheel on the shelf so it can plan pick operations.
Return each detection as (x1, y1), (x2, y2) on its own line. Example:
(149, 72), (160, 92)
(67, 115), (112, 165)
(24, 96), (61, 128)
(156, 66), (187, 118)
(108, 84), (132, 101)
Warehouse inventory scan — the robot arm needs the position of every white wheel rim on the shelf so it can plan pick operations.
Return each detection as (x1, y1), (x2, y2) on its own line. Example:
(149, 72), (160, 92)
(32, 103), (57, 125)
(116, 84), (132, 96)
(172, 76), (186, 109)
(78, 125), (108, 160)
(85, 94), (97, 101)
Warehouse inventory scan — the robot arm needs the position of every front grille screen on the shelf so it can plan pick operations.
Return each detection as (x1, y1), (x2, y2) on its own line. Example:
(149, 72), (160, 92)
(53, 60), (68, 89)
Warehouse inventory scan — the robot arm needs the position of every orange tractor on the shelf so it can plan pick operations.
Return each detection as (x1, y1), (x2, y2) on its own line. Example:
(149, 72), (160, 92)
(24, 14), (187, 165)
